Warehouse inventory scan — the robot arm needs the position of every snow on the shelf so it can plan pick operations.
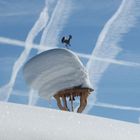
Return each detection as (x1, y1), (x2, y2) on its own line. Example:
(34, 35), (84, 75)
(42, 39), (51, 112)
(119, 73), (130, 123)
(0, 102), (140, 140)
(23, 48), (92, 100)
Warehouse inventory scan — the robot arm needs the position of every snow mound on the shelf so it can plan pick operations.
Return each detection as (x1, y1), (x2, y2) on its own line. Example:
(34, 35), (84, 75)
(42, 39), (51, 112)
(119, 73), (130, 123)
(0, 102), (140, 140)
(23, 48), (92, 100)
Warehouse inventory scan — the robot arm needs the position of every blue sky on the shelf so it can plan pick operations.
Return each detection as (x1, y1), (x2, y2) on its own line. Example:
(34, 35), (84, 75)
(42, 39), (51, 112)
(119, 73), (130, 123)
(0, 0), (140, 123)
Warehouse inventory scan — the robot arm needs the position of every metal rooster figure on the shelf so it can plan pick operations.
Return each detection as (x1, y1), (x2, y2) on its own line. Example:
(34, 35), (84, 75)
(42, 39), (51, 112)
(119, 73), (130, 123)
(61, 35), (72, 48)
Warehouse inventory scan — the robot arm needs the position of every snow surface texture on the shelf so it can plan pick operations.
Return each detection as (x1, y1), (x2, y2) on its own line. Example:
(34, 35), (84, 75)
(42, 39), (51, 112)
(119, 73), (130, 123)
(23, 48), (92, 100)
(0, 102), (140, 140)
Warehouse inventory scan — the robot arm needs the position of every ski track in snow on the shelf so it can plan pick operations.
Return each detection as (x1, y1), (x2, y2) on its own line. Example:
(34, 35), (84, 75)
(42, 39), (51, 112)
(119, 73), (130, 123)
(85, 0), (140, 113)
(0, 5), (49, 101)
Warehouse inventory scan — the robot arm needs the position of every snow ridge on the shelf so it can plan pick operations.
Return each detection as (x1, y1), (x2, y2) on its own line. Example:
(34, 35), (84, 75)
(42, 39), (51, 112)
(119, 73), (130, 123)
(0, 102), (140, 140)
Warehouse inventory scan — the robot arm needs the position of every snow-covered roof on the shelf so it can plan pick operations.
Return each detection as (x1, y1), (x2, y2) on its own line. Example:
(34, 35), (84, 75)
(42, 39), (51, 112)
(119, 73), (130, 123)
(23, 48), (92, 100)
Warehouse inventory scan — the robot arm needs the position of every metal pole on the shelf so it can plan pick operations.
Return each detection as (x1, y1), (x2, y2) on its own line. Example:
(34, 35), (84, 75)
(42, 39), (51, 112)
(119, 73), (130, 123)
(70, 94), (74, 112)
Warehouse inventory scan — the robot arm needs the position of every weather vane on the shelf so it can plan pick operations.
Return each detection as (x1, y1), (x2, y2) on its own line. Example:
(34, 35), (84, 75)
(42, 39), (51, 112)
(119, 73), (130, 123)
(61, 35), (72, 49)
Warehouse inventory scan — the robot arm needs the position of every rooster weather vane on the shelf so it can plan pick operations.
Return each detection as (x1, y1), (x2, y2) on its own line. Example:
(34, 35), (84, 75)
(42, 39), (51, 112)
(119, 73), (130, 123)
(61, 35), (72, 49)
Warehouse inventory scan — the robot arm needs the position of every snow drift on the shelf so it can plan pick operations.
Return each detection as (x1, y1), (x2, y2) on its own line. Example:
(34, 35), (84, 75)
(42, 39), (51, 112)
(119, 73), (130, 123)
(23, 48), (92, 100)
(0, 102), (140, 140)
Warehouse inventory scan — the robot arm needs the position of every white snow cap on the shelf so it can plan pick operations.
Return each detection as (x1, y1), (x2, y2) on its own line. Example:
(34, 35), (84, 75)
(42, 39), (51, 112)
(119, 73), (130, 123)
(23, 48), (92, 100)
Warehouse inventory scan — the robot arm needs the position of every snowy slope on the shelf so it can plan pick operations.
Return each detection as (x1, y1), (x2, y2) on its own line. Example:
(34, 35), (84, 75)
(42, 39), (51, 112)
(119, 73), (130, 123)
(0, 102), (140, 140)
(23, 48), (92, 100)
